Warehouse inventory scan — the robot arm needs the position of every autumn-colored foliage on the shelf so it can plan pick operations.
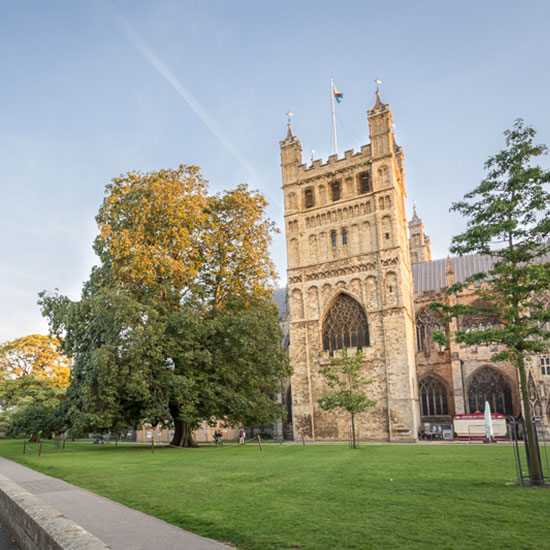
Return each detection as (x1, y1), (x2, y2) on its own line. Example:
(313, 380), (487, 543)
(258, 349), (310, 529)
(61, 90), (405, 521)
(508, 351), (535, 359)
(94, 165), (209, 304)
(0, 334), (70, 387)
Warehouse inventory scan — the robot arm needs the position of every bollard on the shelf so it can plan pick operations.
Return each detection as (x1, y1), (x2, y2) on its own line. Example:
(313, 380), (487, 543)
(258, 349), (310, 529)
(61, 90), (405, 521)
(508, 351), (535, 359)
(151, 438), (155, 454)
(63, 439), (66, 450)
(38, 442), (43, 457)
(23, 441), (26, 454)
(257, 434), (263, 452)
(301, 434), (305, 446)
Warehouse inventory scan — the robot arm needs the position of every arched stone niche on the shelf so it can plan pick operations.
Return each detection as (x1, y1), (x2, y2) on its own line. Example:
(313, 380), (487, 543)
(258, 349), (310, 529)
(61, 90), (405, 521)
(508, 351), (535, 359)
(360, 221), (372, 253)
(321, 283), (332, 307)
(291, 289), (304, 319)
(381, 215), (392, 247)
(287, 192), (297, 210)
(289, 238), (300, 268)
(306, 286), (320, 318)
(349, 278), (363, 300)
(309, 234), (318, 263)
(319, 185), (327, 205)
(365, 276), (378, 309)
(384, 271), (398, 306)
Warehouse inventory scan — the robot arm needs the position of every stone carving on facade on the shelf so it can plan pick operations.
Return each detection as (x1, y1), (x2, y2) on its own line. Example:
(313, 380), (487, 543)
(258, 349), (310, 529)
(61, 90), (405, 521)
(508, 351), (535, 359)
(304, 263), (375, 282)
(380, 256), (399, 267)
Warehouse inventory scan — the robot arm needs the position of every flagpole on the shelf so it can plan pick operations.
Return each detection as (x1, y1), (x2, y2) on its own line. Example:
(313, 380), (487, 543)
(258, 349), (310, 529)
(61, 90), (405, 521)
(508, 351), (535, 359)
(330, 76), (338, 155)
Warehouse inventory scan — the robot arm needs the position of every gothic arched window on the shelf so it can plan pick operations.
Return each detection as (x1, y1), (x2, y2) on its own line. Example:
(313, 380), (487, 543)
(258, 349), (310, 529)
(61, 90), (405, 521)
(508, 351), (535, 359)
(358, 172), (371, 194)
(330, 180), (341, 202)
(461, 301), (500, 332)
(304, 188), (314, 209)
(416, 308), (443, 354)
(419, 376), (449, 417)
(322, 294), (370, 353)
(467, 367), (513, 415)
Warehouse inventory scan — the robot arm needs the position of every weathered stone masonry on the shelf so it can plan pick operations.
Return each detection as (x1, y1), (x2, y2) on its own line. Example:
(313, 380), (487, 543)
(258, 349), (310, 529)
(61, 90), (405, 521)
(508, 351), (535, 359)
(280, 92), (420, 441)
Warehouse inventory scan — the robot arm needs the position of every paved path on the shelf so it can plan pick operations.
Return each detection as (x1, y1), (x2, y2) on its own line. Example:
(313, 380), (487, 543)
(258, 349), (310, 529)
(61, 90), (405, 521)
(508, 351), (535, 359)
(0, 457), (231, 550)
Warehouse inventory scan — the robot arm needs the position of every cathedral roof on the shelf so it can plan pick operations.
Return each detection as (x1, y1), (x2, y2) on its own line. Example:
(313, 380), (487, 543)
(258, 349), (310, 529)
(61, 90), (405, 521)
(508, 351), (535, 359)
(413, 251), (550, 295)
(412, 254), (496, 295)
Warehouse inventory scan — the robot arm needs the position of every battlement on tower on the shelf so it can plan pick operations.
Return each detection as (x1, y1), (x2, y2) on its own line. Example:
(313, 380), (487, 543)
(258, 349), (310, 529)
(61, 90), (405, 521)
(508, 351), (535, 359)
(301, 144), (372, 173)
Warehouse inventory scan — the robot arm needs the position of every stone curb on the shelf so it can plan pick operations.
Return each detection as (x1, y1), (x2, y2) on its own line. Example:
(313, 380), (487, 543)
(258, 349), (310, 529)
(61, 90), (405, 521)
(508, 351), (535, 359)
(0, 474), (110, 550)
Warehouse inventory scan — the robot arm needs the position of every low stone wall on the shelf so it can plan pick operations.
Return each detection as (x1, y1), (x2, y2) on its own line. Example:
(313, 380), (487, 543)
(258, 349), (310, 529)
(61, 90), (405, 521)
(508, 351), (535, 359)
(0, 474), (109, 550)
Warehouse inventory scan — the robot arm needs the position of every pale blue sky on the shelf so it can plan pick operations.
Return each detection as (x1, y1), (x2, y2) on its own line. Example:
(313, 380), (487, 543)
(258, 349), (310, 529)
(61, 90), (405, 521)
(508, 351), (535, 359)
(1, 0), (549, 342)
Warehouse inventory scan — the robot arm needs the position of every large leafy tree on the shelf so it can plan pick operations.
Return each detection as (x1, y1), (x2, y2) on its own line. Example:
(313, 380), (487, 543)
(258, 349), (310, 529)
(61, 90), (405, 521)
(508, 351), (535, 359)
(40, 165), (289, 447)
(317, 350), (376, 449)
(0, 335), (71, 441)
(432, 120), (550, 485)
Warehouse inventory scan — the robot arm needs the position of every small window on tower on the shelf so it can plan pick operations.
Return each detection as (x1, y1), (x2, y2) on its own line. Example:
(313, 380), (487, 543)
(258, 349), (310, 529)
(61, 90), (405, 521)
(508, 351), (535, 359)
(358, 172), (371, 194)
(331, 181), (341, 202)
(342, 228), (348, 246)
(304, 188), (314, 208)
(331, 231), (337, 248)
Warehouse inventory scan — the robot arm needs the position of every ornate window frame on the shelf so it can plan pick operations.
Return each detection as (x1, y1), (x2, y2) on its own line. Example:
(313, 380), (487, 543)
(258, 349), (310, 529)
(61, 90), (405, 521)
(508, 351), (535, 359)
(322, 293), (370, 354)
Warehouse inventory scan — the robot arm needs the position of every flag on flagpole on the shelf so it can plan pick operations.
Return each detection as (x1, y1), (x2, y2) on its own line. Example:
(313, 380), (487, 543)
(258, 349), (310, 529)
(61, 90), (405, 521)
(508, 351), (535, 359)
(333, 83), (343, 104)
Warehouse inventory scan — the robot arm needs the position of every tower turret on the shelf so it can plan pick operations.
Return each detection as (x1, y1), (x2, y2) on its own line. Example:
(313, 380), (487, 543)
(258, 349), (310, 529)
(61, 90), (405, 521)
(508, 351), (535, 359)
(408, 205), (432, 264)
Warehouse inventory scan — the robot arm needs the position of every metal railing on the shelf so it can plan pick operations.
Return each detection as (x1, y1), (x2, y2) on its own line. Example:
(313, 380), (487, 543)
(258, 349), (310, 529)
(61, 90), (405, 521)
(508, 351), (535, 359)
(509, 419), (550, 487)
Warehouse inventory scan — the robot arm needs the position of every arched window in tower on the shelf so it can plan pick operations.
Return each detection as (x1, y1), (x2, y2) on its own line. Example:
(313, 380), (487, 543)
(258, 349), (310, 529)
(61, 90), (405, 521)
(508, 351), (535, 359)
(342, 228), (348, 246)
(416, 308), (443, 354)
(304, 188), (315, 209)
(467, 367), (513, 415)
(419, 376), (449, 417)
(358, 171), (371, 194)
(330, 180), (341, 202)
(322, 294), (370, 353)
(330, 230), (337, 248)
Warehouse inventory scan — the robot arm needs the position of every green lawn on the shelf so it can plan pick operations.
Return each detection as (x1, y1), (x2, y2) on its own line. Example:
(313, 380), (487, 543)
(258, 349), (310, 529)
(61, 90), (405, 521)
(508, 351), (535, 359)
(0, 440), (548, 549)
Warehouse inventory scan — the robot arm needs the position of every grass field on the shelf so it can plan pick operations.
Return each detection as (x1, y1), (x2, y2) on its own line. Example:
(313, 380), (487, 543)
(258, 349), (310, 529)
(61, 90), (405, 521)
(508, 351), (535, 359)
(0, 440), (548, 549)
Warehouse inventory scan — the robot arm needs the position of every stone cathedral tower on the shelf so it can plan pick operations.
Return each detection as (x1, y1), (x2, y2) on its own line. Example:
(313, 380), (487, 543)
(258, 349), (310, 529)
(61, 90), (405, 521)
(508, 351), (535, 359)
(280, 92), (419, 441)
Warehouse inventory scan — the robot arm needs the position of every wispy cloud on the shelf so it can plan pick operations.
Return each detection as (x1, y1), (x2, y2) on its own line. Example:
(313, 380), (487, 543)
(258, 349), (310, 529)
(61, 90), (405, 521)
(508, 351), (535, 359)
(108, 2), (261, 185)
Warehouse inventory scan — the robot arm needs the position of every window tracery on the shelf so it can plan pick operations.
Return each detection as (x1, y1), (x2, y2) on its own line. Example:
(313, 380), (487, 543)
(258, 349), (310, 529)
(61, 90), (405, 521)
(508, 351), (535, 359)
(461, 301), (500, 332)
(416, 308), (443, 354)
(540, 356), (550, 376)
(419, 376), (449, 417)
(304, 188), (314, 208)
(467, 367), (513, 415)
(322, 294), (370, 353)
(330, 180), (341, 201)
(358, 171), (371, 194)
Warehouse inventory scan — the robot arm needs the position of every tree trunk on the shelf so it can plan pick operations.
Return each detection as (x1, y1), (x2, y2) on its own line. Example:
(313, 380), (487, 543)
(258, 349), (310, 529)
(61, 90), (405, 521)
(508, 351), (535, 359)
(29, 433), (40, 443)
(517, 356), (543, 485)
(169, 405), (198, 448)
(351, 412), (357, 449)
